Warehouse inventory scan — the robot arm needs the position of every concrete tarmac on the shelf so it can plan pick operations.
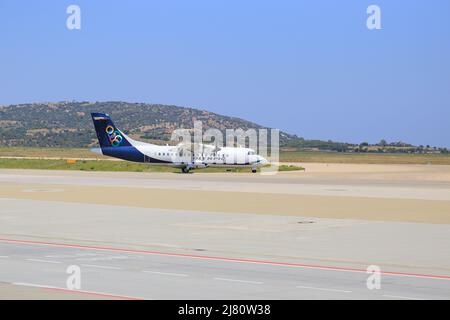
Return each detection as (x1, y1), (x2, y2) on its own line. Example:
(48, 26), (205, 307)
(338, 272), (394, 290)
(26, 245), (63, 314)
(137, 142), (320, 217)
(1, 170), (450, 223)
(1, 241), (449, 300)
(0, 168), (449, 299)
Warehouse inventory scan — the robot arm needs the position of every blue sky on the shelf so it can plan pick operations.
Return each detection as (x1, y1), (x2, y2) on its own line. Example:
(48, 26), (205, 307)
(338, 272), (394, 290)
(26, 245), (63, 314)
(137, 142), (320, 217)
(1, 0), (449, 147)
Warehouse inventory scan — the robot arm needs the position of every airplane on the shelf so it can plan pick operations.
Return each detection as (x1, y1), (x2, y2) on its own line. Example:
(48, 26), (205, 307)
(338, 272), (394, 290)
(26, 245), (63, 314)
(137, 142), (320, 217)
(90, 112), (268, 173)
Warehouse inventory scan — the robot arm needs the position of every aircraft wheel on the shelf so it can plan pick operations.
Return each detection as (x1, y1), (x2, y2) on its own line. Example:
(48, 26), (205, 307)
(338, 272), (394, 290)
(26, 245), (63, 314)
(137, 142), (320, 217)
(252, 168), (257, 173)
(182, 167), (190, 174)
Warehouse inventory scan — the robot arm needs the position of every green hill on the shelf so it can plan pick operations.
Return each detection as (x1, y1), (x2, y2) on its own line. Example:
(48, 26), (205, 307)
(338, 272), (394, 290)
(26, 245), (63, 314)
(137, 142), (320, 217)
(0, 101), (297, 148)
(0, 101), (447, 154)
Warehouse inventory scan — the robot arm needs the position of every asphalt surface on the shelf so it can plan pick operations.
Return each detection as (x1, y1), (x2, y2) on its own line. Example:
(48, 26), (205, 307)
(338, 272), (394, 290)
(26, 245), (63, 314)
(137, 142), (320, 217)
(1, 169), (450, 200)
(0, 169), (449, 299)
(1, 241), (449, 300)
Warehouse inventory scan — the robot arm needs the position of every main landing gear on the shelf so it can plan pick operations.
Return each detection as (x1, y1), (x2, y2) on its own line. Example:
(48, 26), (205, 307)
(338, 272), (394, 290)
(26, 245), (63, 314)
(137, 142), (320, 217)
(181, 167), (191, 174)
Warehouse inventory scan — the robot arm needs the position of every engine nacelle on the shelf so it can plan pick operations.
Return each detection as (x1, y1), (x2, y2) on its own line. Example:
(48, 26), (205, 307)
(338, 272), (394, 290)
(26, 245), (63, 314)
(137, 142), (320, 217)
(193, 161), (209, 169)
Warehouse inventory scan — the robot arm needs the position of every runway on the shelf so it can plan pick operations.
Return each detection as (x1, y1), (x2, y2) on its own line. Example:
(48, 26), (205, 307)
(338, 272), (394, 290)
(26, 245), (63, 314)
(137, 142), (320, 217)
(1, 240), (449, 300)
(0, 167), (450, 299)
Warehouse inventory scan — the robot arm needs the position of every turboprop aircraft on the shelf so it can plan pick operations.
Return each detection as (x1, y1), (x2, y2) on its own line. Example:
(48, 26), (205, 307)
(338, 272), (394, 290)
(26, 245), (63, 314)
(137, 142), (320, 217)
(91, 113), (268, 173)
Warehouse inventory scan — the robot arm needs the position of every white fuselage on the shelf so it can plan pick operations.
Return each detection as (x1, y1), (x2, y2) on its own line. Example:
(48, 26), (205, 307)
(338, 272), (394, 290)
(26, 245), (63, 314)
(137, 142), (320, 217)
(97, 131), (268, 170)
(134, 143), (266, 168)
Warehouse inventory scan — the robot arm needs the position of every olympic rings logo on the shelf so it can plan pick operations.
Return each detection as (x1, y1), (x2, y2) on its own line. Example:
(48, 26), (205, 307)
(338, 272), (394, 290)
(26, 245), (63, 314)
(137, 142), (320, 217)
(105, 125), (123, 147)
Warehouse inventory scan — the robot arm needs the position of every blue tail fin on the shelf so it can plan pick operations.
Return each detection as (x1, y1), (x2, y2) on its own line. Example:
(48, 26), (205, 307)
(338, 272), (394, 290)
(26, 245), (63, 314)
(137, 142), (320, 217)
(91, 113), (132, 149)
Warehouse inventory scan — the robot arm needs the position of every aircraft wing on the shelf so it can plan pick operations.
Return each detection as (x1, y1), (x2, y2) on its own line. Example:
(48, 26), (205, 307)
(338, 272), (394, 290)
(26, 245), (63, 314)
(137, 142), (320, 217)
(176, 142), (221, 154)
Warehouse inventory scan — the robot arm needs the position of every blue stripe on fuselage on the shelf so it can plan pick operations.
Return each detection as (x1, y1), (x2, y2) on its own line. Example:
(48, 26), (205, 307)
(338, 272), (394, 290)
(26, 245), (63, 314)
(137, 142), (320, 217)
(101, 146), (173, 164)
(101, 146), (145, 163)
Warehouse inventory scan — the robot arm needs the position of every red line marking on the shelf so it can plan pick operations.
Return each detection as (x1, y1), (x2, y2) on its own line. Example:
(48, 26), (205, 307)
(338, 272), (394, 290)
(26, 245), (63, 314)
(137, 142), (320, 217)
(1, 237), (449, 281)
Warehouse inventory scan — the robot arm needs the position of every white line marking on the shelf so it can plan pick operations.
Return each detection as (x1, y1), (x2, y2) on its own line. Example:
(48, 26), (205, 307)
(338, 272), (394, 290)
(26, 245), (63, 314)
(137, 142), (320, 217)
(13, 282), (60, 289)
(81, 264), (122, 270)
(142, 270), (188, 277)
(382, 294), (424, 300)
(296, 285), (352, 293)
(3, 238), (449, 282)
(26, 259), (62, 264)
(0, 256), (9, 258)
(214, 277), (263, 285)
